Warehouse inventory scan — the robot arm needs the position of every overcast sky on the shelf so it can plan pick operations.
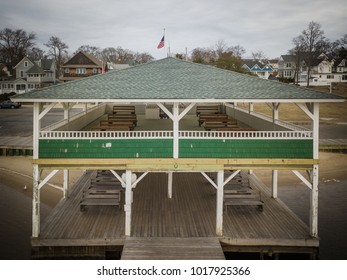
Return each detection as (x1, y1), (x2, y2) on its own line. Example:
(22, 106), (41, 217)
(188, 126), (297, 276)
(1, 0), (346, 59)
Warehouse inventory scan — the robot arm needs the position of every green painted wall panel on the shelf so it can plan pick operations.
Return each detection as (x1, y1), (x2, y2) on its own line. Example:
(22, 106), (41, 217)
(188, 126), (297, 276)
(39, 138), (313, 159)
(39, 139), (173, 158)
(179, 139), (313, 158)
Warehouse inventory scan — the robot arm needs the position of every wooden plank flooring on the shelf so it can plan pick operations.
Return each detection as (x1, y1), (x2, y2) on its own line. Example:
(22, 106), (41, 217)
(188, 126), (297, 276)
(33, 171), (318, 252)
(121, 237), (225, 260)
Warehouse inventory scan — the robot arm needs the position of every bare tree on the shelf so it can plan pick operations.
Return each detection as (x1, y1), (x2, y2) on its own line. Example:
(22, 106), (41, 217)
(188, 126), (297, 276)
(300, 21), (325, 87)
(115, 47), (134, 64)
(133, 52), (154, 64)
(289, 35), (306, 84)
(191, 47), (215, 64)
(0, 28), (36, 72)
(27, 47), (45, 61)
(214, 39), (228, 58)
(45, 36), (69, 78)
(251, 50), (267, 62)
(101, 47), (119, 63)
(229, 44), (245, 59)
(74, 45), (102, 59)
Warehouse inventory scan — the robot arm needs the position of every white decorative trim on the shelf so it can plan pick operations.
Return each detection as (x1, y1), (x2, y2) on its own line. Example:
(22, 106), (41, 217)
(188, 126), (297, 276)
(39, 130), (313, 140)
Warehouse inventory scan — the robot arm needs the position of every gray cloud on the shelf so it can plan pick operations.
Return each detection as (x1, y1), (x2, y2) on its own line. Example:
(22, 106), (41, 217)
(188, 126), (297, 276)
(1, 0), (346, 59)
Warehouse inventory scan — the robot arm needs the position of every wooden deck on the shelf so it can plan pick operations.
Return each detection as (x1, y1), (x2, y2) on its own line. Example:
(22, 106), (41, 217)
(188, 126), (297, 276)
(31, 170), (319, 258)
(121, 237), (225, 260)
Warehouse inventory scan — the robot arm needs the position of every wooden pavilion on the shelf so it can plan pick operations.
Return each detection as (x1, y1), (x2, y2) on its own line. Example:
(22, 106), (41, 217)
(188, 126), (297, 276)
(14, 57), (344, 259)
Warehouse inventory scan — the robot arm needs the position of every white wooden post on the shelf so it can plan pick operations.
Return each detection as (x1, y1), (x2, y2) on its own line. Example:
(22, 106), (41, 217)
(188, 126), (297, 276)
(32, 102), (41, 237)
(168, 172), (173, 199)
(172, 103), (179, 158)
(32, 164), (40, 237)
(272, 103), (279, 121)
(248, 102), (253, 114)
(310, 165), (319, 237)
(33, 103), (41, 159)
(272, 170), (278, 198)
(310, 103), (320, 237)
(312, 103), (320, 160)
(63, 169), (69, 198)
(216, 170), (224, 236)
(125, 170), (133, 236)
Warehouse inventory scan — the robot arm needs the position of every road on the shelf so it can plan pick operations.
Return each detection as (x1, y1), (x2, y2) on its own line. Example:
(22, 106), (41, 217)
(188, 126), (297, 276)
(0, 106), (83, 137)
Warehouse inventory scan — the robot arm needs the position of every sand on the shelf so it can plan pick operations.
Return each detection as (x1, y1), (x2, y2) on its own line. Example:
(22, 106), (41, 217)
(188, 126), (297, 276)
(0, 152), (346, 208)
(0, 157), (83, 207)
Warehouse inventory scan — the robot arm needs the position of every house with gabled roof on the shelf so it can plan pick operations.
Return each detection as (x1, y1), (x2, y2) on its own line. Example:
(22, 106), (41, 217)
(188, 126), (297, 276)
(241, 59), (273, 79)
(61, 51), (103, 82)
(278, 53), (347, 85)
(14, 57), (345, 259)
(0, 57), (56, 95)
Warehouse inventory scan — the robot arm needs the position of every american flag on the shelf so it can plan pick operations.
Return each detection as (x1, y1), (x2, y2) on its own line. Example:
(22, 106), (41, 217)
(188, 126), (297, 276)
(157, 36), (165, 49)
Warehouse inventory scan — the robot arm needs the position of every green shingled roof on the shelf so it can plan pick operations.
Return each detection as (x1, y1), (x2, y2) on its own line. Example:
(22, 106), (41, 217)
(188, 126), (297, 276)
(15, 57), (344, 102)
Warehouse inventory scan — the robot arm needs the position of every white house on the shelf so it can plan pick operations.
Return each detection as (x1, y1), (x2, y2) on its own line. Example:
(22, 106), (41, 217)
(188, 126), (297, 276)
(278, 53), (347, 86)
(0, 57), (56, 95)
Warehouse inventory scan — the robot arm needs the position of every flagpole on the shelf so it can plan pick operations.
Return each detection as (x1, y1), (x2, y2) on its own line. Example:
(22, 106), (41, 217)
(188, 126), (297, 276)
(163, 28), (166, 58)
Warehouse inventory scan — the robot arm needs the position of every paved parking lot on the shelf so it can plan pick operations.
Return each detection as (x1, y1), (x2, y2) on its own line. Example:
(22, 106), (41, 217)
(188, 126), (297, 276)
(0, 106), (82, 137)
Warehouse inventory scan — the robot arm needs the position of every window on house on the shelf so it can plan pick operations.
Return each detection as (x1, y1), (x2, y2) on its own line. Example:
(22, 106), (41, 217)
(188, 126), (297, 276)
(285, 63), (292, 68)
(24, 61), (28, 67)
(93, 68), (97, 74)
(327, 75), (334, 79)
(284, 71), (292, 77)
(20, 70), (24, 77)
(342, 75), (347, 81)
(76, 68), (86, 74)
(64, 68), (69, 73)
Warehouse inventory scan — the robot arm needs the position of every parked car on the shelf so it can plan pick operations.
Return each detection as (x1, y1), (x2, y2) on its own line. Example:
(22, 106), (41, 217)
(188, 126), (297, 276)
(0, 100), (21, 109)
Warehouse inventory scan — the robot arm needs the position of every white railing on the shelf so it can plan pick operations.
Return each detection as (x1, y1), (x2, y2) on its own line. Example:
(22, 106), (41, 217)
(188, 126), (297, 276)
(40, 130), (312, 140)
(232, 106), (310, 131)
(179, 130), (312, 139)
(40, 130), (174, 139)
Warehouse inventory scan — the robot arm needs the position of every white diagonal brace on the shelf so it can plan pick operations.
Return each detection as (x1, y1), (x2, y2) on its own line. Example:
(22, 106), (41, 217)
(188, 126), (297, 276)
(223, 170), (241, 187)
(292, 170), (312, 189)
(39, 170), (59, 190)
(178, 103), (195, 120)
(295, 103), (314, 120)
(39, 102), (57, 120)
(201, 172), (217, 189)
(156, 102), (173, 119)
(109, 170), (125, 185)
(132, 172), (148, 188)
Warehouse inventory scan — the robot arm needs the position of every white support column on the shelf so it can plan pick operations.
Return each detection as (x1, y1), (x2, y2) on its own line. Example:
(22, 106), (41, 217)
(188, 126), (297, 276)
(32, 103), (41, 237)
(63, 102), (69, 120)
(156, 102), (194, 159)
(310, 102), (319, 238)
(63, 169), (69, 198)
(168, 172), (173, 199)
(272, 170), (278, 198)
(272, 103), (279, 121)
(33, 103), (41, 159)
(216, 170), (224, 237)
(310, 164), (319, 237)
(172, 103), (179, 158)
(248, 102), (253, 114)
(32, 164), (40, 237)
(124, 170), (133, 236)
(312, 103), (320, 159)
